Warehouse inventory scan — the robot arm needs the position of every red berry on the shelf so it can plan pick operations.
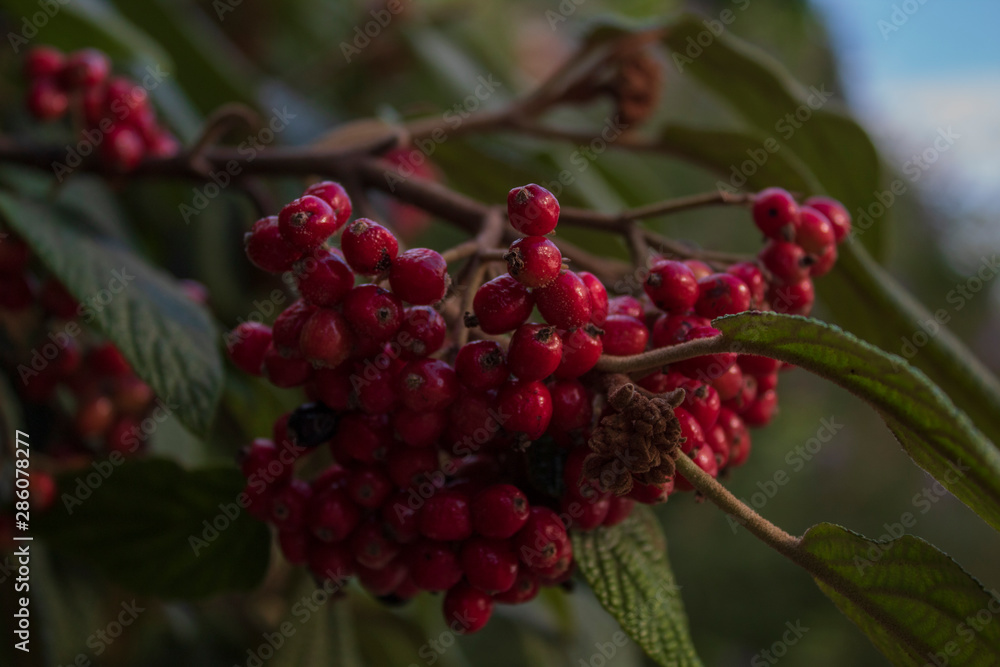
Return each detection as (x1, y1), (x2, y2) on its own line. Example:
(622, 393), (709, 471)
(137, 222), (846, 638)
(651, 313), (710, 349)
(723, 373), (758, 414)
(105, 77), (148, 118)
(759, 240), (811, 284)
(347, 465), (393, 508)
(294, 250), (355, 306)
(408, 540), (464, 591)
(227, 322), (272, 375)
(26, 78), (68, 120)
(493, 570), (539, 604)
(548, 379), (593, 433)
(601, 315), (649, 356)
(308, 487), (360, 542)
(266, 479), (312, 531)
(471, 484), (530, 538)
(627, 479), (672, 504)
(505, 236), (562, 288)
(804, 196), (851, 243)
(498, 379), (552, 439)
(385, 445), (438, 489)
(770, 278), (815, 316)
(272, 300), (316, 352)
(673, 406), (705, 454)
(669, 326), (736, 382)
(341, 219), (398, 275)
(507, 324), (562, 382)
(752, 188), (799, 241)
(101, 125), (145, 171)
(300, 308), (355, 369)
(398, 306), (446, 360)
(443, 582), (494, 634)
(553, 325), (603, 378)
(578, 271), (609, 326)
(461, 538), (518, 593)
(307, 542), (355, 583)
(471, 274), (534, 334)
(603, 496), (635, 526)
(645, 260), (699, 312)
(25, 47), (64, 78)
(726, 262), (767, 308)
(62, 49), (110, 88)
(513, 507), (568, 569)
(455, 340), (508, 391)
(608, 295), (644, 319)
(357, 557), (409, 595)
(397, 359), (458, 412)
(350, 519), (400, 569)
(342, 284), (403, 340)
(675, 445), (719, 492)
(561, 490), (610, 531)
(796, 206), (835, 255)
(719, 408), (752, 467)
(392, 409), (446, 448)
(507, 184), (559, 235)
(811, 244), (838, 277)
(738, 354), (782, 376)
(695, 273), (751, 318)
(704, 424), (731, 469)
(536, 270), (592, 329)
(303, 181), (352, 230)
(244, 216), (303, 273)
(278, 195), (337, 249)
(742, 388), (778, 426)
(382, 491), (420, 543)
(262, 343), (313, 387)
(712, 361), (745, 402)
(681, 380), (721, 430)
(390, 248), (450, 305)
(684, 260), (713, 280)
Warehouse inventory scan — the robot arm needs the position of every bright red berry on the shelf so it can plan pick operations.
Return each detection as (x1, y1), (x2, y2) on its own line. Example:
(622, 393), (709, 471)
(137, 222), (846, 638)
(245, 216), (303, 273)
(101, 125), (145, 171)
(308, 487), (360, 543)
(608, 295), (644, 319)
(227, 322), (272, 375)
(752, 188), (799, 241)
(685, 259), (713, 280)
(397, 359), (459, 412)
(300, 308), (355, 369)
(796, 206), (835, 255)
(342, 284), (403, 340)
(303, 181), (352, 230)
(601, 315), (649, 356)
(507, 184), (559, 235)
(712, 361), (745, 402)
(25, 47), (64, 78)
(804, 196), (851, 243)
(507, 324), (562, 382)
(341, 218), (398, 275)
(443, 582), (494, 634)
(811, 244), (838, 277)
(645, 260), (699, 312)
(278, 195), (337, 249)
(408, 541), (464, 591)
(471, 274), (534, 334)
(294, 250), (355, 306)
(553, 325), (603, 379)
(505, 236), (562, 288)
(461, 538), (519, 593)
(759, 240), (811, 284)
(548, 379), (593, 433)
(742, 388), (778, 426)
(498, 379), (552, 439)
(26, 78), (68, 120)
(651, 313), (711, 349)
(536, 270), (592, 329)
(398, 306), (447, 360)
(455, 340), (508, 391)
(389, 248), (450, 305)
(62, 49), (110, 88)
(726, 262), (767, 308)
(578, 272), (609, 326)
(673, 406), (705, 454)
(695, 273), (751, 318)
(514, 507), (568, 569)
(471, 484), (530, 538)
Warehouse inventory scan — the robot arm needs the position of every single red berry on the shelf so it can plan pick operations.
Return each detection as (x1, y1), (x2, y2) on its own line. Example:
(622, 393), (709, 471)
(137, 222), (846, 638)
(443, 582), (494, 634)
(278, 195), (337, 249)
(460, 538), (518, 593)
(673, 406), (705, 454)
(796, 206), (836, 255)
(507, 183), (559, 235)
(739, 354), (783, 376)
(227, 322), (272, 375)
(498, 379), (552, 439)
(627, 479), (672, 504)
(471, 484), (530, 538)
(342, 284), (403, 340)
(561, 489), (610, 531)
(752, 187), (799, 241)
(712, 361), (745, 402)
(726, 262), (767, 308)
(105, 77), (148, 117)
(307, 542), (355, 584)
(471, 274), (534, 334)
(719, 408), (752, 467)
(353, 364), (398, 414)
(578, 271), (609, 326)
(644, 260), (699, 312)
(303, 180), (352, 230)
(408, 540), (464, 591)
(101, 124), (145, 171)
(684, 260), (713, 280)
(389, 248), (450, 305)
(88, 343), (131, 376)
(262, 343), (313, 387)
(723, 373), (758, 414)
(308, 487), (360, 543)
(742, 388), (778, 426)
(759, 240), (811, 284)
(25, 46), (65, 78)
(62, 49), (110, 88)
(536, 270), (592, 329)
(514, 507), (568, 569)
(608, 295), (644, 319)
(603, 496), (635, 527)
(455, 340), (508, 391)
(676, 378), (721, 430)
(357, 557), (408, 596)
(397, 359), (458, 412)
(704, 424), (731, 469)
(443, 392), (502, 455)
(272, 300), (316, 352)
(313, 366), (352, 410)
(505, 236), (562, 288)
(391, 408), (446, 448)
(553, 325), (603, 379)
(695, 273), (751, 319)
(300, 308), (355, 369)
(493, 570), (539, 604)
(294, 250), (355, 307)
(244, 216), (303, 273)
(650, 313), (711, 349)
(385, 444), (439, 488)
(756, 371), (779, 392)
(398, 306), (447, 360)
(350, 519), (400, 570)
(341, 218), (398, 275)
(347, 464), (393, 509)
(548, 379), (593, 433)
(804, 196), (852, 243)
(266, 479), (312, 531)
(770, 278), (815, 316)
(810, 244), (838, 277)
(507, 324), (562, 382)
(26, 78), (68, 120)
(601, 314), (649, 356)
(674, 445), (719, 492)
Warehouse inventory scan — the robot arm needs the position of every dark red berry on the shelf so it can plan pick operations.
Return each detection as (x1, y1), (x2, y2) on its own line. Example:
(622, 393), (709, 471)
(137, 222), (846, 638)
(347, 465), (393, 508)
(408, 540), (463, 591)
(505, 236), (562, 288)
(608, 295), (644, 319)
(277, 530), (309, 565)
(738, 354), (782, 376)
(391, 408), (446, 448)
(389, 248), (450, 305)
(674, 445), (719, 492)
(674, 406), (705, 454)
(601, 314), (649, 356)
(685, 259), (713, 280)
(0, 236), (30, 274)
(507, 183), (559, 235)
(548, 379), (593, 433)
(603, 496), (635, 527)
(357, 557), (408, 596)
(645, 260), (699, 312)
(471, 274), (534, 334)
(382, 491), (420, 543)
(493, 570), (539, 604)
(278, 195), (337, 249)
(299, 308), (355, 369)
(272, 300), (315, 352)
(307, 542), (355, 583)
(342, 284), (403, 340)
(742, 388), (778, 426)
(27, 78), (68, 120)
(443, 582), (494, 634)
(227, 322), (272, 375)
(385, 445), (438, 489)
(341, 218), (398, 275)
(769, 278), (815, 316)
(455, 340), (508, 391)
(398, 306), (447, 360)
(514, 507), (568, 569)
(62, 49), (110, 88)
(726, 262), (766, 308)
(536, 270), (592, 329)
(712, 361), (745, 402)
(294, 250), (355, 306)
(804, 196), (851, 243)
(460, 538), (518, 593)
(695, 273), (751, 318)
(350, 519), (400, 570)
(397, 359), (459, 412)
(507, 324), (562, 382)
(498, 379), (552, 439)
(101, 125), (145, 171)
(471, 484), (530, 538)
(245, 216), (303, 273)
(553, 325), (603, 379)
(579, 271), (609, 326)
(759, 240), (811, 284)
(303, 180), (352, 230)
(25, 47), (65, 78)
(752, 188), (799, 241)
(267, 479), (311, 531)
(262, 344), (313, 387)
(308, 487), (360, 542)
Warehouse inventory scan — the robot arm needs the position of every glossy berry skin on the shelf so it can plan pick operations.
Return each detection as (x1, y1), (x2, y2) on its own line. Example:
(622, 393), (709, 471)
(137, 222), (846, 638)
(455, 340), (508, 391)
(627, 479), (672, 504)
(25, 47), (65, 78)
(299, 308), (355, 369)
(341, 219), (399, 275)
(342, 284), (403, 340)
(471, 274), (534, 334)
(514, 507), (568, 569)
(272, 300), (316, 352)
(303, 181), (352, 230)
(578, 272), (609, 326)
(278, 195), (337, 249)
(397, 359), (459, 412)
(719, 408), (752, 467)
(227, 322), (272, 375)
(471, 484), (530, 538)
(695, 273), (752, 319)
(603, 496), (635, 527)
(684, 260), (713, 280)
(645, 260), (699, 312)
(350, 519), (400, 570)
(505, 236), (562, 288)
(674, 445), (719, 492)
(443, 582), (494, 634)
(385, 444), (438, 488)
(810, 244), (838, 277)
(266, 480), (311, 531)
(245, 216), (303, 273)
(498, 379), (552, 440)
(308, 488), (360, 543)
(712, 361), (745, 402)
(101, 125), (145, 171)
(738, 354), (782, 376)
(601, 315), (649, 356)
(398, 306), (447, 360)
(392, 409), (446, 448)
(796, 206), (835, 255)
(535, 270), (592, 329)
(408, 541), (464, 591)
(507, 183), (559, 236)
(804, 196), (852, 243)
(770, 278), (815, 316)
(294, 250), (354, 307)
(608, 295), (644, 319)
(494, 570), (539, 604)
(461, 538), (518, 593)
(357, 558), (409, 596)
(726, 262), (766, 308)
(262, 344), (313, 388)
(673, 406), (705, 454)
(553, 325), (603, 379)
(389, 248), (449, 305)
(27, 79), (69, 120)
(347, 465), (393, 509)
(548, 379), (593, 433)
(752, 187), (799, 241)
(507, 324), (562, 382)
(62, 49), (110, 88)
(759, 240), (811, 285)
(743, 388), (778, 426)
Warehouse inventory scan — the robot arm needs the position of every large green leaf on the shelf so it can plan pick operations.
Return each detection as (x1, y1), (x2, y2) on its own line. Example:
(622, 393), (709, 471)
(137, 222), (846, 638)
(714, 312), (1000, 532)
(571, 505), (701, 666)
(0, 192), (223, 436)
(801, 523), (1000, 665)
(36, 458), (270, 599)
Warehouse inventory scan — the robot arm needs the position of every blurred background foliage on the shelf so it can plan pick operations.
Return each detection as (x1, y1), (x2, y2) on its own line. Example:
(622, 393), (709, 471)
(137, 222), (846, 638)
(1, 0), (998, 665)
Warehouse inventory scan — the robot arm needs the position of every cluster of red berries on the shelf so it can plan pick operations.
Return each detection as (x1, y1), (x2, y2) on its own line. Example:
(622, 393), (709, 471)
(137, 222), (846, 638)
(23, 46), (178, 171)
(225, 178), (850, 633)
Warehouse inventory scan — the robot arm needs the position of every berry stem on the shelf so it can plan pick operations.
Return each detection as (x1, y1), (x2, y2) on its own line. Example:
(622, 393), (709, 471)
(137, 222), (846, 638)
(594, 333), (729, 374)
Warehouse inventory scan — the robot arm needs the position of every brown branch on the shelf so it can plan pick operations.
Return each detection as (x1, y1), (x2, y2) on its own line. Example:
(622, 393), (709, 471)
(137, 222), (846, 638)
(594, 334), (728, 374)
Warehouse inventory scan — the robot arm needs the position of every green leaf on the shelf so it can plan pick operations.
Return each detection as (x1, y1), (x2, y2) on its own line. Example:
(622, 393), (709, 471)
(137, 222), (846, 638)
(0, 192), (223, 436)
(802, 523), (1000, 665)
(714, 312), (1000, 532)
(662, 14), (884, 257)
(36, 458), (270, 599)
(571, 505), (701, 666)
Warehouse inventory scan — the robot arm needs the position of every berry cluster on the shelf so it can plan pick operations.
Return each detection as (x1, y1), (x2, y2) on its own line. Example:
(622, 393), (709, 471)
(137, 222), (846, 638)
(226, 179), (851, 634)
(23, 46), (177, 171)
